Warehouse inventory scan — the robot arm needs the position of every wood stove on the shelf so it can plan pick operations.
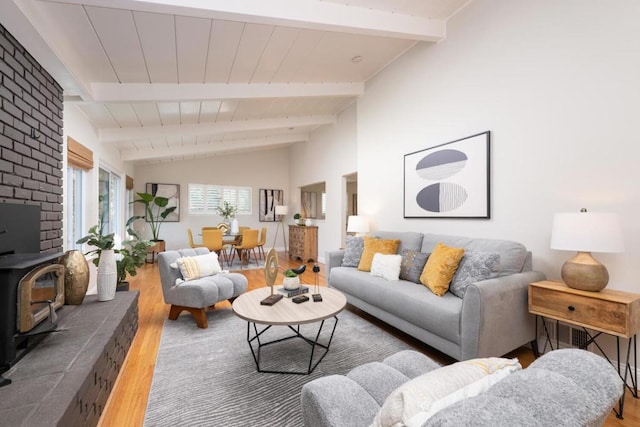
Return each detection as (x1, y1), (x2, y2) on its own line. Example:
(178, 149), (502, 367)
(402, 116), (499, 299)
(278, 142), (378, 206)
(0, 203), (64, 386)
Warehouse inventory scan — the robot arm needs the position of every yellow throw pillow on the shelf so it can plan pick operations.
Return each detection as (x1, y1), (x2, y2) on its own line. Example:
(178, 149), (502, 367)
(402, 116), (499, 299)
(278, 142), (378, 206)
(357, 237), (401, 272)
(420, 243), (465, 296)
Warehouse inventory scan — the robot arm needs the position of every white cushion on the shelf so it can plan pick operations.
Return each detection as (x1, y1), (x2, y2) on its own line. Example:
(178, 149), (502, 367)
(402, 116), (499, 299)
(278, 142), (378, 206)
(372, 357), (521, 427)
(170, 252), (222, 285)
(370, 253), (403, 281)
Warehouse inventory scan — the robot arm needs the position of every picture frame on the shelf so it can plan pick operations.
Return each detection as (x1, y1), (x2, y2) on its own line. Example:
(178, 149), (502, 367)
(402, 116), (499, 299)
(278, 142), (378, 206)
(146, 183), (180, 222)
(259, 189), (283, 222)
(404, 131), (490, 219)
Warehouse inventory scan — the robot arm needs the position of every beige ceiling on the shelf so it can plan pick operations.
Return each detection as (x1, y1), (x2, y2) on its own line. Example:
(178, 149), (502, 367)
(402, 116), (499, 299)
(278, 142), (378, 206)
(3, 0), (470, 163)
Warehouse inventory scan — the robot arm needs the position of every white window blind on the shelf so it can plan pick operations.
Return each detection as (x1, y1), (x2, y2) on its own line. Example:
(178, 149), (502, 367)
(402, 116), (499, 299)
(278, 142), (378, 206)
(188, 183), (252, 215)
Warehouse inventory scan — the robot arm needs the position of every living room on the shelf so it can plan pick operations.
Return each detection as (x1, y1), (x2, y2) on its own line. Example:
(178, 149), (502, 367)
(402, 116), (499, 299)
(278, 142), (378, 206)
(1, 0), (639, 425)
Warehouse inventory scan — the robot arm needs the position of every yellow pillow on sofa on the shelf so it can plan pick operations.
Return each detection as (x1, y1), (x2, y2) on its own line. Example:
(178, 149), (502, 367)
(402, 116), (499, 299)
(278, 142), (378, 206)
(357, 237), (400, 272)
(420, 242), (465, 296)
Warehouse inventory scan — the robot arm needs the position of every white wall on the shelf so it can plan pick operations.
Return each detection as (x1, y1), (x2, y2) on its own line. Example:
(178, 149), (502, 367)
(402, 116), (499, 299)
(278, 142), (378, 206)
(357, 0), (640, 294)
(133, 148), (290, 251)
(290, 103), (358, 261)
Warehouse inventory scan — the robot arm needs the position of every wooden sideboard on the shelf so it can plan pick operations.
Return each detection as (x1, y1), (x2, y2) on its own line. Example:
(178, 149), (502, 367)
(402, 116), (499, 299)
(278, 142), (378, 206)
(289, 225), (318, 262)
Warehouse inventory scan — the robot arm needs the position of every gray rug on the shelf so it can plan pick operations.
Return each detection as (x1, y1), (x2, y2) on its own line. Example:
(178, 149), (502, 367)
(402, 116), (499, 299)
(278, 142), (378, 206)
(144, 306), (413, 426)
(224, 252), (265, 271)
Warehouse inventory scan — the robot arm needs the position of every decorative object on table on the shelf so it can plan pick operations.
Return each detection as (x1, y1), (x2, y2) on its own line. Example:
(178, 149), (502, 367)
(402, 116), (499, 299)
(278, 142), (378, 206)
(404, 131), (490, 219)
(272, 205), (288, 252)
(347, 215), (369, 236)
(293, 212), (301, 225)
(59, 249), (90, 305)
(283, 268), (301, 290)
(216, 201), (237, 224)
(259, 189), (283, 222)
(230, 218), (239, 234)
(77, 222), (117, 301)
(312, 263), (322, 302)
(305, 218), (314, 226)
(260, 248), (283, 306)
(550, 208), (624, 291)
(277, 285), (309, 297)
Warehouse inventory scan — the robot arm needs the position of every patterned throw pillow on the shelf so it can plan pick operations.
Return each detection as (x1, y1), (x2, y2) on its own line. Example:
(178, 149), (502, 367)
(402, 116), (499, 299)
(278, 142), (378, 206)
(399, 249), (430, 284)
(357, 237), (401, 272)
(449, 251), (501, 298)
(341, 236), (365, 267)
(370, 253), (403, 281)
(420, 242), (465, 296)
(171, 252), (222, 285)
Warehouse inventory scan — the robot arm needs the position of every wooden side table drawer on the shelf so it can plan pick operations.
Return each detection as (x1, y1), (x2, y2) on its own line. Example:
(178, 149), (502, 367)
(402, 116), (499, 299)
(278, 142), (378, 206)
(529, 280), (640, 338)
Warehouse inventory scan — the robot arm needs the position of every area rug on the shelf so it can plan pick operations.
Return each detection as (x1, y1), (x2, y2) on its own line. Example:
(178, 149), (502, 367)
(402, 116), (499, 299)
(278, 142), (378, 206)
(144, 307), (413, 426)
(223, 253), (265, 271)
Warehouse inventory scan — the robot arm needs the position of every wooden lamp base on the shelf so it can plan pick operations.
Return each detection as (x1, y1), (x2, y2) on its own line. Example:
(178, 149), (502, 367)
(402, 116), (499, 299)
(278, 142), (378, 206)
(561, 251), (609, 292)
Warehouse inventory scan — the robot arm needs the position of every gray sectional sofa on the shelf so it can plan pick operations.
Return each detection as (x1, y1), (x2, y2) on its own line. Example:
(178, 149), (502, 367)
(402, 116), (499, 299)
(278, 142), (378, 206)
(326, 231), (546, 361)
(301, 348), (623, 427)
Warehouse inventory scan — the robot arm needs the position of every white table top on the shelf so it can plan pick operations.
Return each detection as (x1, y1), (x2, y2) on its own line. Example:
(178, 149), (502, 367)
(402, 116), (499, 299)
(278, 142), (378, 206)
(232, 287), (346, 326)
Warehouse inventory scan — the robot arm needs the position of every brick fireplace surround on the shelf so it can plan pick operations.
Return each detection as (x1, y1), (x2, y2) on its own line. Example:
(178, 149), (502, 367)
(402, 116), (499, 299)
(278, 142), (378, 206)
(0, 24), (137, 425)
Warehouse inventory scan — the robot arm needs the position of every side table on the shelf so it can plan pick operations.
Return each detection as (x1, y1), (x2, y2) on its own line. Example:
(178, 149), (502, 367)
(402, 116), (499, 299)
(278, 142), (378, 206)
(528, 280), (640, 419)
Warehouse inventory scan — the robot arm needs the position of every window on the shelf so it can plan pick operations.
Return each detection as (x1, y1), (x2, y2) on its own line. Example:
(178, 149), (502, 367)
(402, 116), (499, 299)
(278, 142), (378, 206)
(188, 184), (252, 215)
(99, 167), (122, 235)
(66, 166), (84, 250)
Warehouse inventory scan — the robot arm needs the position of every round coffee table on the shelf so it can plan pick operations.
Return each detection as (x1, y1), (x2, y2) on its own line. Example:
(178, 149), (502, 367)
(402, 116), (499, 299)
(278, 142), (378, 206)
(232, 287), (347, 374)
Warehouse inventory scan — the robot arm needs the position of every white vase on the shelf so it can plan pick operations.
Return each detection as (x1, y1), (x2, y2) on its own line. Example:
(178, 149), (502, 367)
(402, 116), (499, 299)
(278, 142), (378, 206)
(97, 249), (117, 302)
(283, 276), (300, 290)
(305, 218), (313, 226)
(230, 218), (239, 234)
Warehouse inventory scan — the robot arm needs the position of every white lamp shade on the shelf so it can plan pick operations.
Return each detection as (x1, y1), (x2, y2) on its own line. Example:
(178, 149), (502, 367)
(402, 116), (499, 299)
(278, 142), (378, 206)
(550, 212), (624, 253)
(347, 215), (369, 234)
(275, 205), (288, 216)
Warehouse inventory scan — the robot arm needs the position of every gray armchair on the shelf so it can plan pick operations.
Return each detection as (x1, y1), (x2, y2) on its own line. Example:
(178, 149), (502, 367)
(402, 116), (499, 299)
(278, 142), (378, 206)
(158, 248), (248, 328)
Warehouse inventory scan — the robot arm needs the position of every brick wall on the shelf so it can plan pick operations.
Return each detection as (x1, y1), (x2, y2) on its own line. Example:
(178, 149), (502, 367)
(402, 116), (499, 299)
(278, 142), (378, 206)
(0, 24), (63, 253)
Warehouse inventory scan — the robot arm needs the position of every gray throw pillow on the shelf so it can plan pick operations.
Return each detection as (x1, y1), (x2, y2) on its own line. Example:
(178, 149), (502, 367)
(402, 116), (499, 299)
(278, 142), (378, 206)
(450, 251), (501, 298)
(399, 249), (430, 284)
(342, 236), (365, 267)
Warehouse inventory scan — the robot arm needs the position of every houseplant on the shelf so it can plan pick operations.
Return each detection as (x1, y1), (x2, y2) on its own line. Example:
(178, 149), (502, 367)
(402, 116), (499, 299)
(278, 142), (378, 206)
(283, 268), (300, 290)
(216, 201), (238, 233)
(76, 221), (117, 301)
(131, 192), (177, 256)
(293, 213), (302, 225)
(114, 224), (152, 291)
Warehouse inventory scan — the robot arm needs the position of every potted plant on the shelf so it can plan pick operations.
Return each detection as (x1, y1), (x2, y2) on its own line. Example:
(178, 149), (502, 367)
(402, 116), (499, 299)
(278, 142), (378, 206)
(216, 201), (238, 232)
(77, 221), (117, 301)
(131, 192), (177, 255)
(114, 223), (152, 291)
(293, 213), (302, 225)
(283, 268), (301, 290)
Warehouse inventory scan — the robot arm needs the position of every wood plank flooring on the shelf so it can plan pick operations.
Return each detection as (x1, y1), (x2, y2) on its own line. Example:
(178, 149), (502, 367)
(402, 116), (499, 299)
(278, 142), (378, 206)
(98, 252), (639, 426)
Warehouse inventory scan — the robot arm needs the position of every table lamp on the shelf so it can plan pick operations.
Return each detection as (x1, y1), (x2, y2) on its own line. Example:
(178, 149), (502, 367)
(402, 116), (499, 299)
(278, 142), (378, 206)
(347, 215), (369, 236)
(550, 209), (624, 291)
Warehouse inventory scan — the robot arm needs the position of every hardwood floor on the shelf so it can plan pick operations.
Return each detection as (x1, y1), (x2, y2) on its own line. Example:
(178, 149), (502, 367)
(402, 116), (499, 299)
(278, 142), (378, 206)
(98, 252), (639, 426)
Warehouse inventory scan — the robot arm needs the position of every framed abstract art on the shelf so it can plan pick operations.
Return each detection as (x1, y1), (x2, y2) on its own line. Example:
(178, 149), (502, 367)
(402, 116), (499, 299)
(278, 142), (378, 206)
(259, 189), (284, 222)
(404, 131), (490, 219)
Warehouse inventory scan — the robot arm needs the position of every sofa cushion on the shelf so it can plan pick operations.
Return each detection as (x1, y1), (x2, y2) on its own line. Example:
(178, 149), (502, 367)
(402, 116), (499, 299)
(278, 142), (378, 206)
(358, 237), (401, 272)
(449, 251), (501, 298)
(329, 267), (463, 344)
(371, 254), (403, 281)
(171, 252), (222, 285)
(342, 235), (365, 267)
(370, 231), (424, 253)
(420, 243), (465, 296)
(421, 233), (528, 275)
(399, 250), (430, 284)
(372, 357), (521, 427)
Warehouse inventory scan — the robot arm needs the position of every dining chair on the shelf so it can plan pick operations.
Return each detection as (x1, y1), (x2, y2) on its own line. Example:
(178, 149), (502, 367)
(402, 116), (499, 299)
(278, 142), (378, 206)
(238, 226), (250, 234)
(230, 228), (259, 268)
(187, 228), (206, 249)
(256, 227), (267, 260)
(202, 228), (227, 267)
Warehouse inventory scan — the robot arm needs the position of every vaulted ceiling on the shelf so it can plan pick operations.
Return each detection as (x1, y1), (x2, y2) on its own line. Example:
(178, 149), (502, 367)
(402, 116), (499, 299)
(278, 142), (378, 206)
(2, 0), (470, 163)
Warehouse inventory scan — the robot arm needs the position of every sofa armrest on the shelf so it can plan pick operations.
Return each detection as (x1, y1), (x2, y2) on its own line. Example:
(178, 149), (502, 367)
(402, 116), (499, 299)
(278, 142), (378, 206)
(325, 250), (345, 283)
(301, 375), (380, 427)
(460, 270), (546, 360)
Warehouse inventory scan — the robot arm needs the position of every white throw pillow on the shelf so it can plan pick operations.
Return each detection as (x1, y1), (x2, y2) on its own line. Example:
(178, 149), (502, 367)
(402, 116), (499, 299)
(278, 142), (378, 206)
(171, 252), (222, 285)
(372, 357), (521, 427)
(370, 253), (402, 281)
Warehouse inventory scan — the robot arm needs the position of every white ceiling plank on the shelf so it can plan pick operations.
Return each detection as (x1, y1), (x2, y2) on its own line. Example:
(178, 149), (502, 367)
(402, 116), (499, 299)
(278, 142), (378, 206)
(99, 115), (335, 142)
(252, 26), (300, 83)
(271, 29), (324, 83)
(205, 19), (244, 82)
(73, 103), (120, 127)
(131, 103), (162, 126)
(89, 82), (363, 102)
(175, 15), (211, 83)
(121, 133), (308, 161)
(84, 6), (150, 82)
(199, 100), (222, 122)
(156, 102), (181, 125)
(179, 101), (201, 124)
(217, 99), (239, 122)
(105, 103), (142, 127)
(227, 23), (274, 83)
(133, 11), (178, 83)
(46, 0), (446, 41)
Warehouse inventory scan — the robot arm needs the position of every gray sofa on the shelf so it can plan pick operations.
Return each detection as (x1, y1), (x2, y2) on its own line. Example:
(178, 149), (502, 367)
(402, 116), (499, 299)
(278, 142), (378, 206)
(301, 348), (623, 427)
(326, 232), (546, 360)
